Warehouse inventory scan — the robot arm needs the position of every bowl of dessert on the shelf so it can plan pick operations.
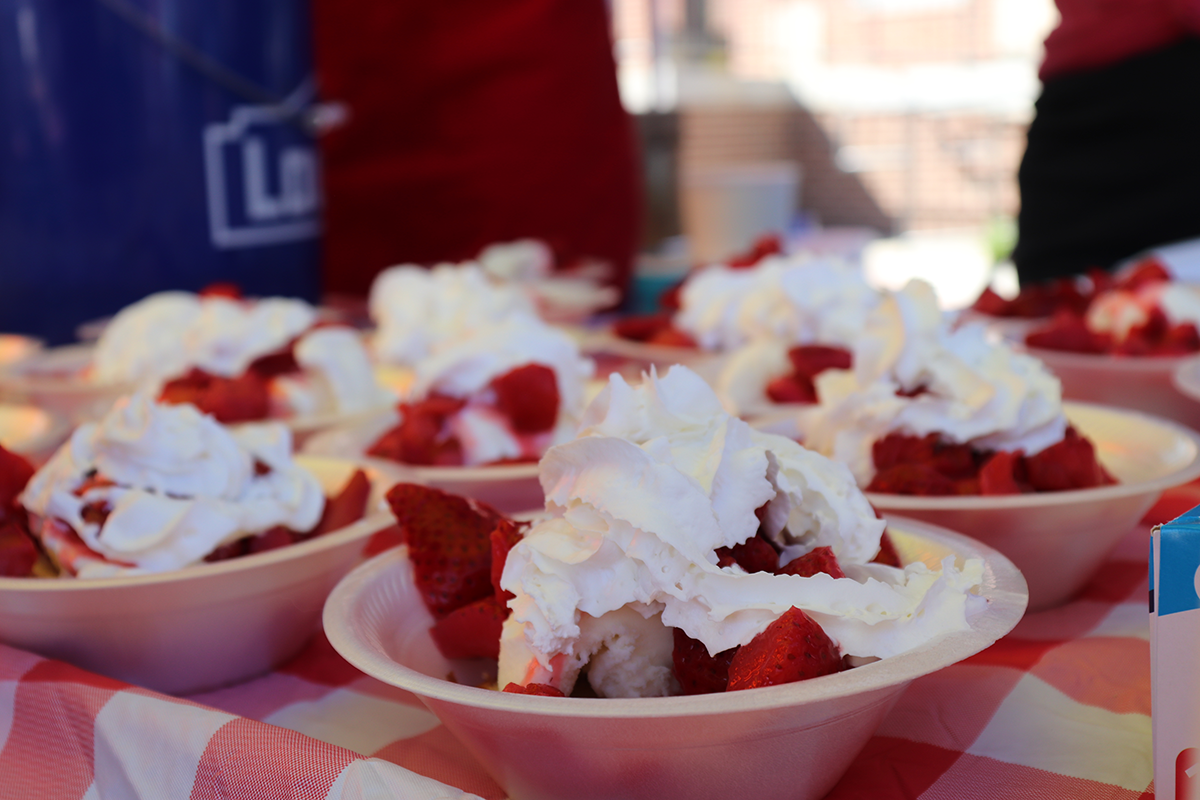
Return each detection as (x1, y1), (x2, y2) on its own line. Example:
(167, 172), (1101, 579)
(975, 259), (1200, 427)
(763, 279), (1200, 611)
(589, 235), (879, 388)
(306, 314), (596, 514)
(0, 290), (396, 435)
(324, 367), (1027, 800)
(0, 394), (399, 694)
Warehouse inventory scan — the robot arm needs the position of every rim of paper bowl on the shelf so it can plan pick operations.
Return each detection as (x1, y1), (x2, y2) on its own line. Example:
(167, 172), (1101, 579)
(1170, 354), (1200, 402)
(323, 515), (1027, 719)
(0, 456), (395, 592)
(769, 400), (1200, 511)
(1024, 344), (1192, 373)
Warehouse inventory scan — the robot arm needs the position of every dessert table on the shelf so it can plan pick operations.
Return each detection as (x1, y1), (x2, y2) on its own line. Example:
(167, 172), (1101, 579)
(2, 484), (1190, 800)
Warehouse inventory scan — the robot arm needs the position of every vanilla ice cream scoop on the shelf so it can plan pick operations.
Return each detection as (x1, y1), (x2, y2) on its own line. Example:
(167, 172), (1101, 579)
(798, 280), (1068, 485)
(369, 263), (535, 366)
(20, 394), (324, 576)
(497, 366), (985, 697)
(674, 255), (880, 352)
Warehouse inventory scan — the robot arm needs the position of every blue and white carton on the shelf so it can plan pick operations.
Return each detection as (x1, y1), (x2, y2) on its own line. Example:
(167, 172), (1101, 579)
(1151, 511), (1200, 799)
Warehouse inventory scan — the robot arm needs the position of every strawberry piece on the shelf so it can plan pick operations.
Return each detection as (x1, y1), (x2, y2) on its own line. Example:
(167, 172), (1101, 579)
(658, 280), (685, 311)
(979, 451), (1023, 495)
(765, 375), (817, 405)
(204, 539), (249, 563)
(871, 531), (903, 567)
(1023, 427), (1114, 492)
(0, 446), (35, 525)
(0, 520), (39, 577)
(1026, 312), (1112, 354)
(971, 286), (1011, 316)
(646, 327), (697, 348)
(727, 233), (784, 268)
(247, 342), (301, 379)
(614, 314), (674, 343)
(430, 595), (507, 660)
(491, 364), (560, 433)
(198, 281), (243, 299)
(490, 519), (524, 603)
(310, 469), (370, 537)
(386, 483), (505, 618)
(867, 464), (956, 496)
(672, 628), (738, 695)
(1115, 257), (1170, 292)
(777, 546), (845, 579)
(726, 607), (843, 691)
(246, 525), (299, 554)
(159, 368), (271, 423)
(368, 397), (466, 466)
(872, 433), (936, 473)
(787, 345), (852, 381)
(503, 682), (565, 697)
(931, 442), (979, 480)
(715, 534), (779, 573)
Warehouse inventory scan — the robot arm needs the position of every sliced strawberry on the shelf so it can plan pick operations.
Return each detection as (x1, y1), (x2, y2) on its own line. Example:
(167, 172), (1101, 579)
(727, 233), (784, 268)
(198, 281), (243, 299)
(979, 451), (1022, 495)
(658, 280), (685, 311)
(491, 364), (560, 433)
(0, 520), (39, 577)
(646, 327), (698, 348)
(872, 433), (936, 473)
(310, 469), (370, 537)
(765, 375), (817, 405)
(867, 464), (956, 496)
(159, 368), (271, 423)
(715, 533), (779, 573)
(503, 682), (565, 697)
(490, 519), (524, 603)
(672, 628), (738, 695)
(1115, 258), (1170, 292)
(726, 607), (843, 691)
(247, 342), (301, 379)
(386, 483), (505, 618)
(430, 595), (507, 660)
(786, 345), (852, 381)
(246, 525), (299, 554)
(364, 523), (404, 557)
(1023, 427), (1114, 492)
(871, 531), (903, 568)
(931, 442), (979, 480)
(777, 546), (845, 579)
(614, 314), (674, 343)
(0, 446), (35, 525)
(368, 397), (466, 466)
(1026, 312), (1112, 354)
(204, 539), (249, 562)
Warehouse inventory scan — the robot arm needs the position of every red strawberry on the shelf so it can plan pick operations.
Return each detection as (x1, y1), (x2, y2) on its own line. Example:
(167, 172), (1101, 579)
(0, 446), (35, 525)
(1023, 426), (1114, 492)
(310, 468), (370, 537)
(658, 280), (685, 311)
(871, 531), (902, 568)
(246, 525), (299, 554)
(198, 281), (243, 299)
(786, 345), (851, 381)
(503, 682), (565, 697)
(672, 628), (738, 695)
(715, 534), (779, 573)
(247, 342), (301, 379)
(1115, 257), (1170, 292)
(368, 397), (466, 466)
(0, 520), (39, 577)
(765, 375), (817, 405)
(777, 546), (845, 579)
(159, 369), (271, 423)
(491, 364), (560, 433)
(614, 314), (674, 343)
(490, 519), (525, 603)
(931, 442), (979, 480)
(727, 233), (784, 268)
(646, 327), (697, 348)
(726, 607), (843, 691)
(979, 450), (1022, 495)
(385, 483), (505, 618)
(867, 464), (955, 496)
(1026, 312), (1112, 354)
(204, 539), (249, 562)
(430, 595), (507, 660)
(872, 433), (935, 472)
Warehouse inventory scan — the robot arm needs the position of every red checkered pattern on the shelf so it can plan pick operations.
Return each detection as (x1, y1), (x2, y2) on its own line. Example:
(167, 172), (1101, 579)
(3, 486), (1194, 800)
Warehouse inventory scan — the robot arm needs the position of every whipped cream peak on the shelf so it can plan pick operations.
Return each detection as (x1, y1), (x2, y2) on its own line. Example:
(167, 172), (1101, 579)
(369, 263), (536, 365)
(478, 239), (554, 283)
(674, 255), (880, 352)
(20, 394), (324, 576)
(498, 366), (984, 697)
(800, 280), (1068, 485)
(94, 292), (316, 386)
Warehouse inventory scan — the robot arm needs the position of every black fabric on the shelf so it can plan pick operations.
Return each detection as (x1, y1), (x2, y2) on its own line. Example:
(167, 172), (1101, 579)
(1013, 36), (1200, 283)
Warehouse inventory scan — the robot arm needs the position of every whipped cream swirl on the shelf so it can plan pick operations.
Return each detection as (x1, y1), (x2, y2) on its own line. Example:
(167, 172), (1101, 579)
(674, 255), (880, 352)
(497, 366), (985, 697)
(21, 394), (324, 576)
(799, 280), (1067, 485)
(369, 264), (535, 365)
(94, 292), (316, 386)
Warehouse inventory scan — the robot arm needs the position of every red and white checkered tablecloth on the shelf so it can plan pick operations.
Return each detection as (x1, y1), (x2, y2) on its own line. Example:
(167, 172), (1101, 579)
(4, 485), (1197, 800)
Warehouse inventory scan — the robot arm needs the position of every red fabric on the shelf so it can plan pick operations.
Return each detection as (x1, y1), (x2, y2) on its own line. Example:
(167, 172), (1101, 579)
(312, 0), (641, 299)
(1041, 0), (1200, 79)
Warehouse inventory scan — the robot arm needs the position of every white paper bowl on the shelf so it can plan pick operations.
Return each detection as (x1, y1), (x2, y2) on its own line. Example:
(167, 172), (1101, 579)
(758, 402), (1200, 611)
(1024, 346), (1200, 429)
(324, 517), (1026, 800)
(302, 410), (544, 514)
(0, 456), (399, 695)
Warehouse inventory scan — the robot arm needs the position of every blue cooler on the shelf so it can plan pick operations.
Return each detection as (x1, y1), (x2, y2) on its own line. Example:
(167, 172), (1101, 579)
(0, 0), (321, 344)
